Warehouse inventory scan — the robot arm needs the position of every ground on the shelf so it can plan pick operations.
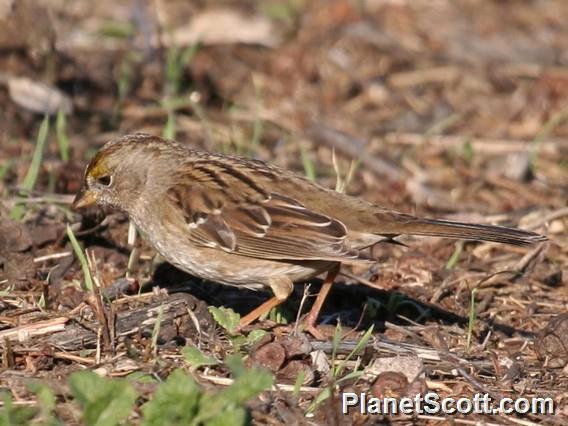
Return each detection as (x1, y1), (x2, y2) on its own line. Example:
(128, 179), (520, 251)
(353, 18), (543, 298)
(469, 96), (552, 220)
(0, 0), (567, 424)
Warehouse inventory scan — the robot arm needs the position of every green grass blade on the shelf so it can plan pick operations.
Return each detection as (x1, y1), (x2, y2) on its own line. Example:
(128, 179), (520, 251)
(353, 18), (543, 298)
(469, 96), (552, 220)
(466, 287), (478, 353)
(22, 115), (49, 192)
(248, 77), (263, 155)
(530, 103), (568, 170)
(66, 224), (94, 291)
(10, 116), (50, 220)
(188, 97), (213, 147)
(162, 109), (176, 140)
(307, 387), (331, 414)
(300, 143), (316, 181)
(331, 322), (342, 377)
(336, 325), (374, 377)
(0, 160), (11, 181)
(292, 369), (305, 398)
(445, 241), (464, 270)
(56, 109), (70, 162)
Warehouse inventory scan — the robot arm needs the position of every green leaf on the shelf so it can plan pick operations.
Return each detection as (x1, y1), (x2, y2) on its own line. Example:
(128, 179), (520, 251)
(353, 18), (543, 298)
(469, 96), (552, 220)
(225, 354), (246, 379)
(125, 372), (158, 383)
(208, 306), (240, 334)
(0, 160), (11, 181)
(69, 371), (137, 426)
(462, 139), (474, 162)
(98, 21), (134, 39)
(27, 382), (60, 425)
(182, 346), (218, 369)
(245, 329), (267, 346)
(218, 368), (273, 406)
(194, 364), (273, 425)
(28, 382), (55, 411)
(292, 370), (305, 398)
(266, 305), (288, 324)
(141, 369), (201, 426)
(140, 364), (271, 426)
(205, 407), (247, 426)
(0, 392), (38, 426)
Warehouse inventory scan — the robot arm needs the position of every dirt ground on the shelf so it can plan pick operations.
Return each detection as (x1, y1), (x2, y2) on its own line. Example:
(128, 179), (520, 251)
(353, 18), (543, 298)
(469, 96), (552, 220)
(1, 0), (567, 424)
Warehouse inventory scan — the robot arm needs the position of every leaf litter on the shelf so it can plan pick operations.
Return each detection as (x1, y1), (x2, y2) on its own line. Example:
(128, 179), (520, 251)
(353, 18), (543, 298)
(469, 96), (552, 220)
(0, 0), (567, 424)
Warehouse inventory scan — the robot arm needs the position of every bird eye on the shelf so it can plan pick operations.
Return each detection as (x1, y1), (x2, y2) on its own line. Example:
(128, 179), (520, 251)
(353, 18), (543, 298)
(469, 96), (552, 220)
(96, 175), (112, 186)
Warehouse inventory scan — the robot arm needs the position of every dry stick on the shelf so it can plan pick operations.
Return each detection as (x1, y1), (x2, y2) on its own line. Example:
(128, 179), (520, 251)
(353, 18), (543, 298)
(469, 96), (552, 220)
(306, 124), (403, 180)
(95, 327), (102, 365)
(186, 307), (202, 342)
(344, 305), (368, 340)
(523, 206), (568, 230)
(58, 214), (121, 248)
(342, 268), (534, 338)
(293, 283), (311, 336)
(41, 279), (50, 311)
(65, 301), (89, 318)
(0, 400), (38, 407)
(430, 272), (487, 304)
(4, 193), (75, 205)
(200, 374), (321, 394)
(2, 337), (14, 368)
(44, 293), (199, 351)
(483, 174), (552, 206)
(86, 250), (111, 349)
(341, 270), (464, 325)
(0, 317), (69, 341)
(513, 242), (547, 273)
(381, 132), (567, 156)
(455, 366), (499, 399)
(477, 243), (547, 289)
(46, 244), (75, 289)
(53, 351), (97, 365)
(414, 415), (536, 426)
(109, 302), (117, 353)
(33, 252), (72, 263)
(454, 366), (550, 426)
(387, 66), (460, 88)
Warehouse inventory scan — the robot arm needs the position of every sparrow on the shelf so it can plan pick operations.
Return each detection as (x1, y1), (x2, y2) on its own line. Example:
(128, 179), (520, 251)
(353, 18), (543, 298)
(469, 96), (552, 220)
(73, 133), (547, 337)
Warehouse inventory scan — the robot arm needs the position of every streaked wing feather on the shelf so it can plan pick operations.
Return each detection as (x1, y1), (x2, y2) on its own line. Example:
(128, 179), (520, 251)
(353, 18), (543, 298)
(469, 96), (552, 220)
(166, 159), (360, 261)
(195, 214), (237, 251)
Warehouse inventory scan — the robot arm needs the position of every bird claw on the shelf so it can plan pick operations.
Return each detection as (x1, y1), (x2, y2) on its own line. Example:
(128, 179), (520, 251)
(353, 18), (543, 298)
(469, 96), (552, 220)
(297, 315), (327, 340)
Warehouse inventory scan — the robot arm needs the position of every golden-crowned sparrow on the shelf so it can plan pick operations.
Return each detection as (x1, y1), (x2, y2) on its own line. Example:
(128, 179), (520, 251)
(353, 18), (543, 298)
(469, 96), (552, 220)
(73, 133), (547, 336)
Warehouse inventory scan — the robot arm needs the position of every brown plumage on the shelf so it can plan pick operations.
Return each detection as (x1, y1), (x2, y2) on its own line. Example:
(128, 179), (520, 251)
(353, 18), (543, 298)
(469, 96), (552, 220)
(73, 133), (547, 336)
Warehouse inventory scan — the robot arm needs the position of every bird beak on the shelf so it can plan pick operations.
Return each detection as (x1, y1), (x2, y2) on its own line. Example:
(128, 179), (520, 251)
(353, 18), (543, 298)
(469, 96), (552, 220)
(72, 186), (97, 210)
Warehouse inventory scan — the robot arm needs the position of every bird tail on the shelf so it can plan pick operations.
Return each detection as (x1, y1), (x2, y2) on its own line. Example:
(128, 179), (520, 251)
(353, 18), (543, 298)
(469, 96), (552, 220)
(375, 213), (547, 246)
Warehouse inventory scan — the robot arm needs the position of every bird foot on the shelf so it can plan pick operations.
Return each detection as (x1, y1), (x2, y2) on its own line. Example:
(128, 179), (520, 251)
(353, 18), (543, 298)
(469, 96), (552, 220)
(298, 314), (327, 340)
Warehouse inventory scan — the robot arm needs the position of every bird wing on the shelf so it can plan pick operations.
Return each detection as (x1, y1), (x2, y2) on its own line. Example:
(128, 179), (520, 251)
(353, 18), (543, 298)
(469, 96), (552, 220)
(165, 157), (362, 261)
